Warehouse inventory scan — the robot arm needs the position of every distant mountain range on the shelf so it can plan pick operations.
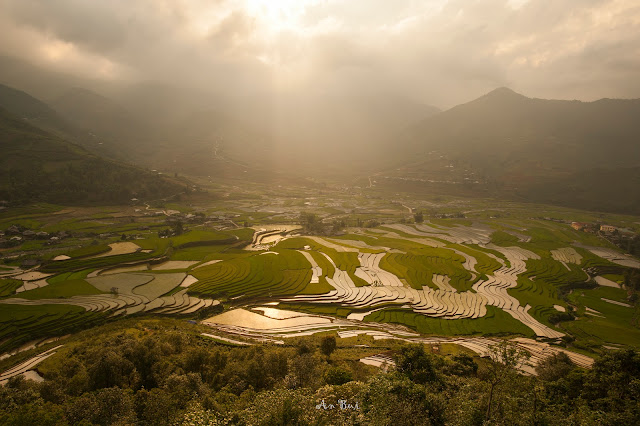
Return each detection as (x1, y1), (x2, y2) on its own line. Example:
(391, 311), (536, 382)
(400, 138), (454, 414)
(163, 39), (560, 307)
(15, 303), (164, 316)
(0, 55), (440, 176)
(2, 54), (640, 213)
(383, 87), (640, 213)
(402, 87), (640, 170)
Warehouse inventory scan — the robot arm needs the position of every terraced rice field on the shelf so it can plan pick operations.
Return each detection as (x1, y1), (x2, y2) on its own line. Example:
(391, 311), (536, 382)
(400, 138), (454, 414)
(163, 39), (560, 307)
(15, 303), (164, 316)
(183, 221), (640, 341)
(201, 307), (593, 374)
(275, 236), (562, 337)
(150, 260), (199, 270)
(577, 245), (640, 268)
(594, 276), (620, 288)
(248, 225), (301, 250)
(0, 345), (63, 385)
(385, 222), (493, 245)
(2, 217), (638, 357)
(0, 269), (218, 326)
(188, 247), (318, 297)
(551, 247), (583, 265)
(0, 304), (106, 353)
(204, 308), (333, 330)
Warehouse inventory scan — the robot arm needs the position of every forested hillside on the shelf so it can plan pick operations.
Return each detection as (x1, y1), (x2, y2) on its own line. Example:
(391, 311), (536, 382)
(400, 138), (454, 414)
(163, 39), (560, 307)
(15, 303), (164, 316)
(0, 107), (185, 205)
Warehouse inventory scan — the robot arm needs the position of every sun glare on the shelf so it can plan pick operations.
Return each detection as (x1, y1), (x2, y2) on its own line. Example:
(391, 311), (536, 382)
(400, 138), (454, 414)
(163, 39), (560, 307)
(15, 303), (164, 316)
(244, 0), (320, 33)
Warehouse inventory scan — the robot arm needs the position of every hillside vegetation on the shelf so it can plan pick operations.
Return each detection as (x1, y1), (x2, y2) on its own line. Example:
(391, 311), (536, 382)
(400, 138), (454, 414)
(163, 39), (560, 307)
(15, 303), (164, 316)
(2, 319), (640, 425)
(0, 106), (184, 204)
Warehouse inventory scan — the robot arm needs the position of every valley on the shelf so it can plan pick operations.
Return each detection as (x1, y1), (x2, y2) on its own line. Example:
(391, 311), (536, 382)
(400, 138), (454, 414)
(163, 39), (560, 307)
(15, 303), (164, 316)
(2, 179), (639, 367)
(1, 48), (640, 424)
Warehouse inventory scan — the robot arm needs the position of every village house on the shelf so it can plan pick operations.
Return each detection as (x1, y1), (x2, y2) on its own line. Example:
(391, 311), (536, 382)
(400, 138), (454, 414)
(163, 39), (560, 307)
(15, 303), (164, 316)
(600, 224), (617, 233)
(6, 225), (21, 235)
(571, 222), (589, 231)
(22, 230), (36, 239)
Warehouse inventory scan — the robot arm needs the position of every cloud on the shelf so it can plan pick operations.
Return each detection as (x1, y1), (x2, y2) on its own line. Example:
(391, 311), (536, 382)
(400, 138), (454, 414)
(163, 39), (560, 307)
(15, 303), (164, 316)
(0, 0), (639, 107)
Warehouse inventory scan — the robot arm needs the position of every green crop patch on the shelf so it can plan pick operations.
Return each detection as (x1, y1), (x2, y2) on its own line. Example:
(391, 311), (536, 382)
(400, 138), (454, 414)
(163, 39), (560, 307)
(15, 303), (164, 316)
(563, 286), (640, 347)
(447, 243), (502, 275)
(275, 237), (369, 286)
(0, 304), (106, 353)
(365, 306), (534, 337)
(189, 249), (312, 298)
(47, 270), (92, 284)
(67, 244), (111, 258)
(40, 251), (158, 273)
(0, 279), (22, 298)
(379, 251), (472, 291)
(170, 230), (237, 248)
(169, 244), (230, 261)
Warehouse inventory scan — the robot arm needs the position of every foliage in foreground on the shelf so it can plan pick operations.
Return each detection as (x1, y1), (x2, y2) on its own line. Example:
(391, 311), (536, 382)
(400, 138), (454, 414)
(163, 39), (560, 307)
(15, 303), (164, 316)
(1, 324), (640, 425)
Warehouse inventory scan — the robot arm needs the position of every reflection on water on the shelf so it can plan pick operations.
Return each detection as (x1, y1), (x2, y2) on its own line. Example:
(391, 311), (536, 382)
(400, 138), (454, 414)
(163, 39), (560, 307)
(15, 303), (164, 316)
(203, 308), (330, 329)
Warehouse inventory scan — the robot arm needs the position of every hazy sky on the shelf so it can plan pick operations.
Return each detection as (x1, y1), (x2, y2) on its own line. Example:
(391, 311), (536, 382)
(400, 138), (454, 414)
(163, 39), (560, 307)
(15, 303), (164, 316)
(1, 0), (639, 108)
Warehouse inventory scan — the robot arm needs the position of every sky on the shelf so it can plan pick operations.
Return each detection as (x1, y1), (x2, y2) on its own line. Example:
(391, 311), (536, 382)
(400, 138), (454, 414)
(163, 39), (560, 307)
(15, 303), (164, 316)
(1, 0), (639, 108)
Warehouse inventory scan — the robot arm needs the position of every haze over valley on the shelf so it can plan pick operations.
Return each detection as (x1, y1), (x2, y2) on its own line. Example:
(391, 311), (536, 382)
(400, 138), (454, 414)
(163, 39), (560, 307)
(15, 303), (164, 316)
(1, 1), (640, 425)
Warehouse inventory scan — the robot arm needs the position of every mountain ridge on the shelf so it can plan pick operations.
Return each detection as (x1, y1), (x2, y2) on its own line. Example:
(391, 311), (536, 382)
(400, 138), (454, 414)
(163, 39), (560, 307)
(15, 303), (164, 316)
(0, 105), (185, 205)
(383, 87), (640, 213)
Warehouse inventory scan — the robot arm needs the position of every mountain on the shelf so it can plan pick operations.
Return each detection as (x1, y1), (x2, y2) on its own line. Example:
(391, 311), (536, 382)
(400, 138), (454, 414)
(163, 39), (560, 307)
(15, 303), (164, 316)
(384, 88), (640, 213)
(402, 87), (640, 170)
(0, 106), (185, 205)
(0, 83), (128, 162)
(0, 55), (118, 102)
(0, 83), (77, 138)
(49, 87), (156, 161)
(0, 56), (441, 177)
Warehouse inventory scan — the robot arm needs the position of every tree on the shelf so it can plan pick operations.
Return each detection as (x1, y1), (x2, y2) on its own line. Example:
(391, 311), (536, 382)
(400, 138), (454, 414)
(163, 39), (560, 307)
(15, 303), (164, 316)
(300, 213), (322, 234)
(320, 336), (337, 360)
(331, 219), (346, 234)
(482, 340), (530, 421)
(324, 366), (352, 385)
(536, 352), (574, 382)
(582, 348), (640, 403)
(446, 353), (478, 376)
(414, 211), (424, 223)
(395, 343), (436, 384)
(172, 220), (184, 235)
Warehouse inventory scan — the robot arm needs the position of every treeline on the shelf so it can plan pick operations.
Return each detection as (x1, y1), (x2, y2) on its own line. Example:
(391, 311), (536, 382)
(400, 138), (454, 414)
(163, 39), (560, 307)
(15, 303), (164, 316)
(1, 325), (639, 425)
(299, 213), (345, 236)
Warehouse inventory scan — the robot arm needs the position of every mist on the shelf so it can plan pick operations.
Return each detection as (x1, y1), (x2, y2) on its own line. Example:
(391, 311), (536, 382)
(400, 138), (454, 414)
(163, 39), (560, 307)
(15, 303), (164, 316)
(2, 0), (640, 106)
(1, 0), (640, 178)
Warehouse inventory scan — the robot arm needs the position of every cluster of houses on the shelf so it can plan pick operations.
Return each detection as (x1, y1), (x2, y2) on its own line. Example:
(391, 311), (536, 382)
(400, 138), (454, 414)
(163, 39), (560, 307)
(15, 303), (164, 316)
(571, 221), (616, 233)
(433, 212), (466, 219)
(571, 222), (632, 235)
(0, 225), (70, 248)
